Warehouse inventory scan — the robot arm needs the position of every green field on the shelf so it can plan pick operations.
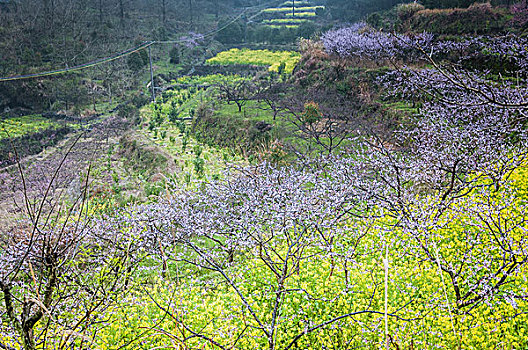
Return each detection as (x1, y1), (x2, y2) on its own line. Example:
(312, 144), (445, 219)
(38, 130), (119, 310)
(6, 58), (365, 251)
(261, 6), (324, 13)
(206, 49), (301, 73)
(0, 115), (61, 140)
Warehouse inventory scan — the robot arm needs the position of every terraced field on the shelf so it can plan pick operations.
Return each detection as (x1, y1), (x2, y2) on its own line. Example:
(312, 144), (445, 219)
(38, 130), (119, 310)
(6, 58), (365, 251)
(257, 1), (325, 29)
(206, 48), (301, 73)
(0, 115), (61, 140)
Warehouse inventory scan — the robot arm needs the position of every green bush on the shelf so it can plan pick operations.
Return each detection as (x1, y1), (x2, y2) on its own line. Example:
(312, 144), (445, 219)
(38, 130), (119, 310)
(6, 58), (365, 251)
(118, 103), (140, 124)
(407, 2), (510, 34)
(127, 50), (148, 71)
(169, 46), (180, 64)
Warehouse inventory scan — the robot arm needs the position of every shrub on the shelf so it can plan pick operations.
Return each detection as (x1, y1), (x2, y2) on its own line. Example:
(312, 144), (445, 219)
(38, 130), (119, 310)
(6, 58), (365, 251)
(302, 101), (322, 124)
(118, 102), (140, 124)
(169, 46), (180, 64)
(409, 2), (508, 34)
(127, 50), (148, 71)
(396, 2), (425, 21)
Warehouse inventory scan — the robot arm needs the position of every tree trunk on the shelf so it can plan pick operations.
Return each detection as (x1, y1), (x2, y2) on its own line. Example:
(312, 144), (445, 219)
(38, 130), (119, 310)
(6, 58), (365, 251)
(161, 0), (166, 23)
(119, 0), (125, 28)
(99, 0), (103, 23)
(188, 0), (193, 27)
(214, 0), (218, 19)
(21, 325), (35, 350)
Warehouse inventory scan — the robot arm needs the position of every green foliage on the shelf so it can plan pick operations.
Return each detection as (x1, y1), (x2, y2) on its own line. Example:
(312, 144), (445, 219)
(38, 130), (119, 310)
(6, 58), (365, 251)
(127, 50), (148, 71)
(215, 18), (245, 44)
(326, 0), (401, 22)
(396, 1), (425, 21)
(173, 73), (232, 86)
(182, 132), (189, 152)
(136, 85), (246, 185)
(144, 180), (165, 197)
(130, 93), (150, 108)
(404, 2), (511, 34)
(277, 62), (286, 75)
(118, 103), (140, 124)
(302, 101), (322, 124)
(192, 156), (205, 178)
(369, 1), (513, 34)
(169, 46), (180, 65)
(421, 0), (508, 9)
(0, 115), (60, 140)
(297, 20), (317, 39)
(193, 144), (203, 158)
(151, 104), (164, 126)
(168, 102), (179, 123)
(119, 134), (168, 176)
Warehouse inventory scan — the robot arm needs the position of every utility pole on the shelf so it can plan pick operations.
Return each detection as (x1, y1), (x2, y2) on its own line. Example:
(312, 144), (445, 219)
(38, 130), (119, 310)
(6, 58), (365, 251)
(148, 45), (155, 102)
(292, 0), (295, 17)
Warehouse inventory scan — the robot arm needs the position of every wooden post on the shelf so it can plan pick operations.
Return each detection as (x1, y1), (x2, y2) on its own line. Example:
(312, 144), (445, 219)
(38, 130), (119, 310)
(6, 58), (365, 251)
(148, 46), (155, 102)
(384, 244), (389, 350)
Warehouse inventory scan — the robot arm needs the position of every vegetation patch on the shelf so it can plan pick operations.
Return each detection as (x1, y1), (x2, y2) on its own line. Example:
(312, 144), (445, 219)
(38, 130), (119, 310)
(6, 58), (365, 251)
(0, 115), (62, 140)
(206, 49), (301, 73)
(261, 6), (324, 14)
(119, 132), (171, 176)
(0, 126), (72, 166)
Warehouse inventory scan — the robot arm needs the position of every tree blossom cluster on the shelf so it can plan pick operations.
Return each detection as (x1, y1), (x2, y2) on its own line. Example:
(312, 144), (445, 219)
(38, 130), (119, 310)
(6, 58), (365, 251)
(381, 66), (528, 109)
(322, 23), (528, 71)
(434, 34), (528, 71)
(179, 32), (205, 48)
(94, 162), (401, 349)
(511, 0), (528, 28)
(322, 22), (406, 60)
(0, 116), (136, 350)
(3, 23), (528, 349)
(321, 22), (433, 61)
(107, 108), (528, 346)
(0, 190), (136, 350)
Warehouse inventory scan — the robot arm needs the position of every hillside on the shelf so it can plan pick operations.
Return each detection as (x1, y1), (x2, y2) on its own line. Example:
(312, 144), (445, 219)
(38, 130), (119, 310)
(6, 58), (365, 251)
(1, 1), (528, 349)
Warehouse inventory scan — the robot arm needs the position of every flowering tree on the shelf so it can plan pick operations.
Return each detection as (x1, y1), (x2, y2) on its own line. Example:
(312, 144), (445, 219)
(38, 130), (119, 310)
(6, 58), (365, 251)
(281, 88), (369, 158)
(116, 25), (528, 348)
(0, 140), (137, 350)
(123, 162), (414, 349)
(320, 22), (528, 313)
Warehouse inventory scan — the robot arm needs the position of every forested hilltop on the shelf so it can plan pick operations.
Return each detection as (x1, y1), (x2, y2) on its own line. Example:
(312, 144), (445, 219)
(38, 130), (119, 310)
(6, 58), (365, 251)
(1, 0), (528, 349)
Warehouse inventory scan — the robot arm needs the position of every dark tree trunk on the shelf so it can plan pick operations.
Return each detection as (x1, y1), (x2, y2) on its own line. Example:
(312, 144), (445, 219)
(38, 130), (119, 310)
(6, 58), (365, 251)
(162, 0), (166, 23)
(189, 0), (193, 26)
(119, 0), (124, 28)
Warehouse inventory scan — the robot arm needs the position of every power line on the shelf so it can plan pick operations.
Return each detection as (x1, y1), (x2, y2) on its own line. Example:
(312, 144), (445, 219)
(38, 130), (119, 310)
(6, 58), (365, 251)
(156, 5), (250, 44)
(0, 0), (282, 83)
(0, 41), (155, 82)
